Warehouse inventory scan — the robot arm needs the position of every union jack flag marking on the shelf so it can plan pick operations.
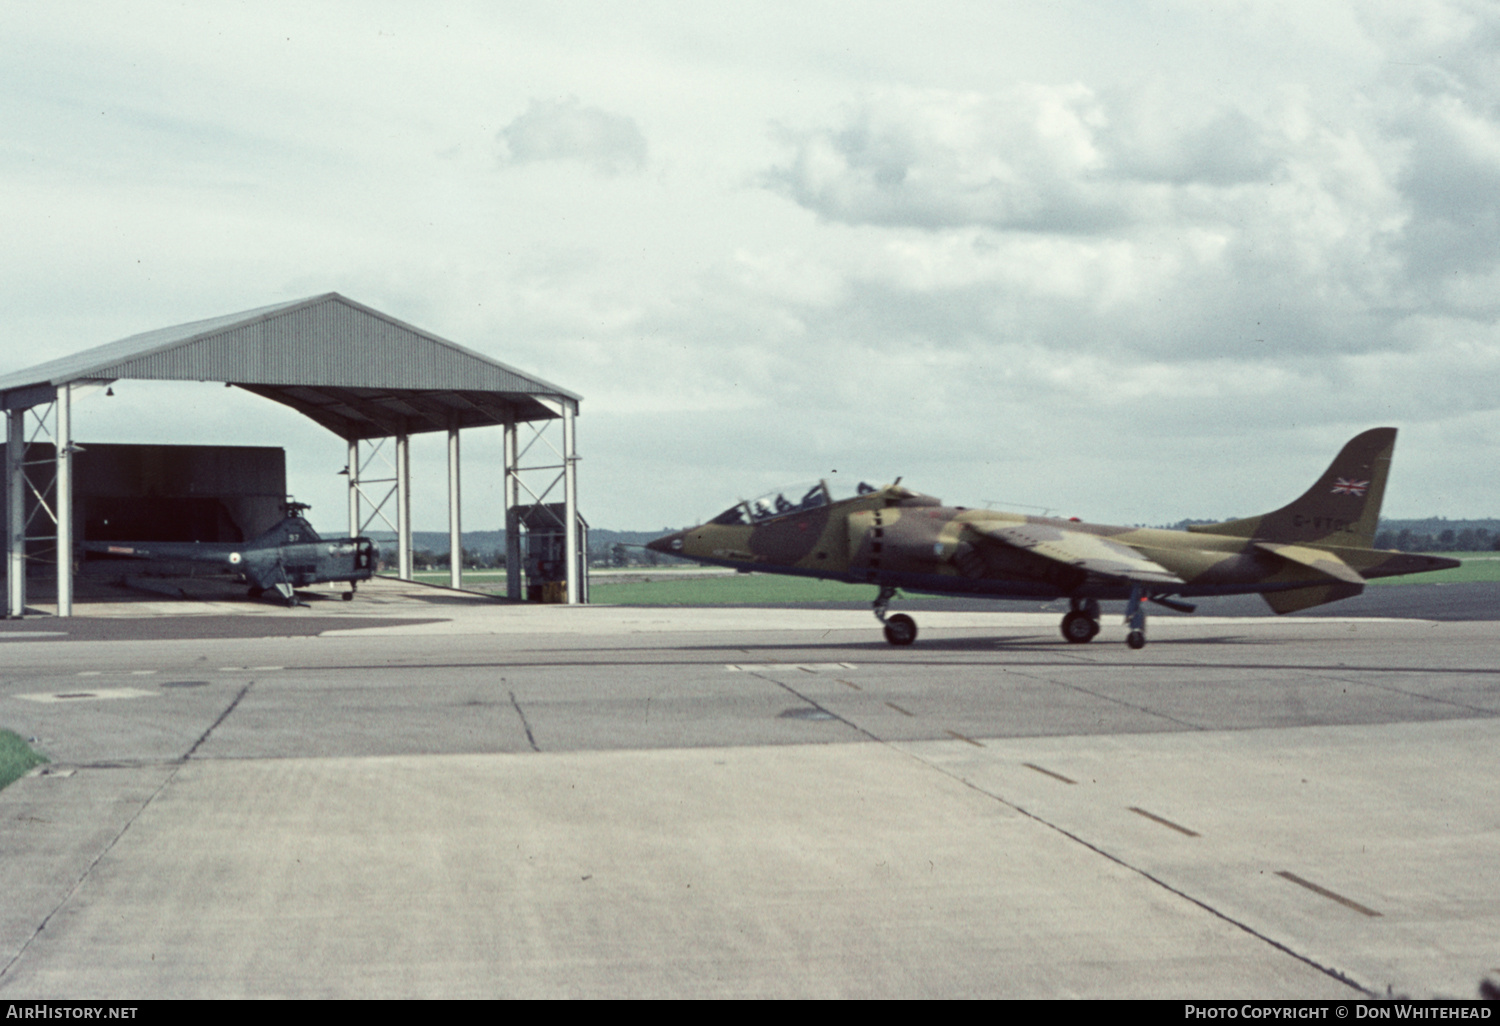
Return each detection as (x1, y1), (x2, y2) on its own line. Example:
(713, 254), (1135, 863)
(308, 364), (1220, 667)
(1331, 478), (1369, 496)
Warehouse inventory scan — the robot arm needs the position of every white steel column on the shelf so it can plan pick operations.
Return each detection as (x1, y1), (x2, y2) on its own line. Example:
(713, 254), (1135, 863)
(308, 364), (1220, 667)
(448, 424), (462, 591)
(504, 418), (520, 600)
(396, 432), (411, 580)
(7, 409), (25, 618)
(55, 384), (72, 618)
(562, 402), (579, 605)
(347, 437), (359, 539)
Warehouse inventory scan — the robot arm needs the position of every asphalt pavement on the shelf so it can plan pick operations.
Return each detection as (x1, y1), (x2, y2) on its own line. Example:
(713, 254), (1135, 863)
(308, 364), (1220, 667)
(0, 579), (1496, 999)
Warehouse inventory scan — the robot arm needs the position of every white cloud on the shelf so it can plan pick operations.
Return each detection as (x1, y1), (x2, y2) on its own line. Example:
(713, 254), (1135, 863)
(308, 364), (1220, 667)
(5, 1), (1500, 530)
(766, 85), (1132, 234)
(497, 97), (647, 175)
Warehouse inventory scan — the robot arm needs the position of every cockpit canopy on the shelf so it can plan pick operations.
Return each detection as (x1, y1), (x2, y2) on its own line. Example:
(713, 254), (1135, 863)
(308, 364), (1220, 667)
(708, 478), (886, 526)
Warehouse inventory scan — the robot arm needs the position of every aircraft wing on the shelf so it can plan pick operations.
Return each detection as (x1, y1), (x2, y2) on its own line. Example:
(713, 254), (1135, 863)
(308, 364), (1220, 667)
(970, 523), (1184, 586)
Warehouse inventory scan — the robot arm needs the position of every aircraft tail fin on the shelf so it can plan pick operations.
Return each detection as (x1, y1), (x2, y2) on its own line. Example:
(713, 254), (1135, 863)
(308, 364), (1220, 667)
(252, 514), (323, 546)
(1188, 427), (1396, 549)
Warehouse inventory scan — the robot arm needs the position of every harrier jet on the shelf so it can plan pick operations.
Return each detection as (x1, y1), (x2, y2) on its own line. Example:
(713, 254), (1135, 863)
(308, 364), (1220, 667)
(84, 503), (377, 605)
(646, 428), (1459, 648)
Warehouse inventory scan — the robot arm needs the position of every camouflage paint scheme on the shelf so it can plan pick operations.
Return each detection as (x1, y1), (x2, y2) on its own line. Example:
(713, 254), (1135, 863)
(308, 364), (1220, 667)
(84, 507), (377, 605)
(646, 428), (1461, 648)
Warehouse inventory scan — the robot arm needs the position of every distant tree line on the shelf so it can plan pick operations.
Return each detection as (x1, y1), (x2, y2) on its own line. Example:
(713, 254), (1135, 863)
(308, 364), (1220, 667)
(1163, 518), (1500, 551)
(406, 524), (1500, 569)
(406, 543), (695, 571)
(411, 548), (506, 571)
(1374, 518), (1500, 551)
(594, 541), (693, 567)
(1372, 528), (1500, 552)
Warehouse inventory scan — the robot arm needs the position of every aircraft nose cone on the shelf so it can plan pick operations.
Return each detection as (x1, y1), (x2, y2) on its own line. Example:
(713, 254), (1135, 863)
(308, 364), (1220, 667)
(646, 530), (686, 556)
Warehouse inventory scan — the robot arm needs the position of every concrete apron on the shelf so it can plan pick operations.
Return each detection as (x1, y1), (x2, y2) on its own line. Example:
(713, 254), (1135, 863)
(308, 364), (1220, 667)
(7, 719), (1487, 999)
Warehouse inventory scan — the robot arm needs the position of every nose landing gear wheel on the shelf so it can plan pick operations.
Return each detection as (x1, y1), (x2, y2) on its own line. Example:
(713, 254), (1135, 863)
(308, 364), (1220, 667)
(1126, 629), (1146, 650)
(883, 613), (917, 646)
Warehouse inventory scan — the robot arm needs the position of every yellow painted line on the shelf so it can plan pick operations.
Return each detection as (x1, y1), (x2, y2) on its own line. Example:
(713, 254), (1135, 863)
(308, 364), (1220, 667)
(1276, 871), (1382, 917)
(1023, 762), (1076, 785)
(884, 702), (915, 717)
(836, 679), (861, 690)
(1128, 806), (1200, 837)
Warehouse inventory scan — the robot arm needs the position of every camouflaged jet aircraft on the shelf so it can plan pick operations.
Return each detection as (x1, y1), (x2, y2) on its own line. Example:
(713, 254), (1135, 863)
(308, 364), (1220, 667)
(646, 428), (1460, 649)
(83, 502), (377, 605)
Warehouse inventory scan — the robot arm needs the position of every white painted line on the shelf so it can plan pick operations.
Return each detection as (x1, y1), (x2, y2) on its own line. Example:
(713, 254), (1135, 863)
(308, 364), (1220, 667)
(17, 688), (159, 703)
(726, 663), (858, 672)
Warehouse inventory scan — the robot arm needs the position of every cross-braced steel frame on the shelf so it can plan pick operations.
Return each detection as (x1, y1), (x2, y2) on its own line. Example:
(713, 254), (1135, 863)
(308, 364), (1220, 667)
(6, 385), (582, 617)
(504, 400), (583, 604)
(346, 399), (581, 603)
(5, 384), (81, 617)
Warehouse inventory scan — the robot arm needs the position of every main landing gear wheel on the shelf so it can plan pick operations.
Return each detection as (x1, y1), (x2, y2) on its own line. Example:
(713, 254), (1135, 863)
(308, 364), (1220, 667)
(1060, 611), (1101, 643)
(883, 613), (918, 646)
(1060, 597), (1102, 643)
(1126, 630), (1146, 650)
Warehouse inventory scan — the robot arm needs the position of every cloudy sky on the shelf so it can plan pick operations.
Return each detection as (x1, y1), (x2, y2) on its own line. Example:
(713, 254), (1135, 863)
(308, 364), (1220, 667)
(5, 1), (1499, 533)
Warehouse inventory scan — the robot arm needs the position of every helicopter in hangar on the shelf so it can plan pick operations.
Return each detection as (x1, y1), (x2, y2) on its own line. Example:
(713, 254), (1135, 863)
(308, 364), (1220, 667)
(84, 501), (377, 605)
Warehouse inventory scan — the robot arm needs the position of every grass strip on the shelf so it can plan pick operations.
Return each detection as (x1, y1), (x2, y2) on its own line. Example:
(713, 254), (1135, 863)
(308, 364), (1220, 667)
(419, 553), (1497, 604)
(0, 729), (47, 792)
(1364, 553), (1500, 586)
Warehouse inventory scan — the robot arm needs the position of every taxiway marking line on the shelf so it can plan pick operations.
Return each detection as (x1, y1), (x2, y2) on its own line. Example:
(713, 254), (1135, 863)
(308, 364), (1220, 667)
(725, 662), (858, 672)
(1022, 762), (1077, 785)
(1276, 871), (1382, 917)
(1128, 806), (1200, 837)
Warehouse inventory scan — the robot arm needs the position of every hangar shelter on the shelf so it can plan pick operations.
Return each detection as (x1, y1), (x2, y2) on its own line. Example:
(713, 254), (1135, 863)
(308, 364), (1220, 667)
(0, 293), (582, 617)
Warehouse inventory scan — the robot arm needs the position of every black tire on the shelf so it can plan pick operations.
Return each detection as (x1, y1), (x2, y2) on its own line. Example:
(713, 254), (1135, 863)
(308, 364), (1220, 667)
(1126, 630), (1146, 650)
(1061, 611), (1098, 643)
(883, 613), (917, 646)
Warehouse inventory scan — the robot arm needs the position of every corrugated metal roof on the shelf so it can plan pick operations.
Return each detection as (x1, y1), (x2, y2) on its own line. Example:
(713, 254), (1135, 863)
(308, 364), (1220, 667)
(0, 293), (580, 439)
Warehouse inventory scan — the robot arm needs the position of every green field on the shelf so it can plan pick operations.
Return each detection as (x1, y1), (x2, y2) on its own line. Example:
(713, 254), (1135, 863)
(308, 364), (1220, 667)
(415, 555), (1498, 606)
(414, 570), (507, 586)
(590, 574), (879, 605)
(0, 729), (47, 792)
(1364, 554), (1500, 586)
